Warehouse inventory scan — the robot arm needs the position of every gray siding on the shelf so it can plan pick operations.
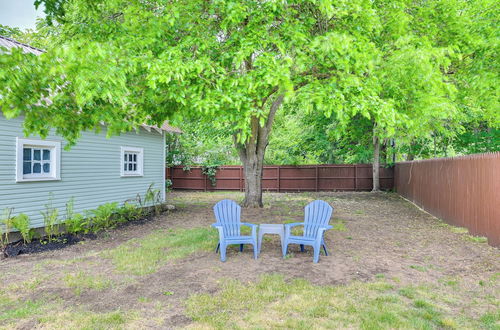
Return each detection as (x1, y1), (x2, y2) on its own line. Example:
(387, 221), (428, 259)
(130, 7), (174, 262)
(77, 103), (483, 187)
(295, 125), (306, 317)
(0, 115), (165, 228)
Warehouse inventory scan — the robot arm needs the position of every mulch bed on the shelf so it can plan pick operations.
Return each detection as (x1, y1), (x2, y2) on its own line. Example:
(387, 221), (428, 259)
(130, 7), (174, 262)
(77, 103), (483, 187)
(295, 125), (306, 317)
(2, 211), (167, 258)
(3, 233), (97, 258)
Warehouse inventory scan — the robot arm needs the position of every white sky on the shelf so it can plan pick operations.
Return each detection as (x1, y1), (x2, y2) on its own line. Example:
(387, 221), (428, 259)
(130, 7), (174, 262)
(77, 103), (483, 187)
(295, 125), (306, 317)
(0, 0), (46, 30)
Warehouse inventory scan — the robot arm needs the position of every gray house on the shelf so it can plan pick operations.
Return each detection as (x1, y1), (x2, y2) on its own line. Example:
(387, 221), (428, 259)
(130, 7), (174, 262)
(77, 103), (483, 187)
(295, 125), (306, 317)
(0, 36), (180, 229)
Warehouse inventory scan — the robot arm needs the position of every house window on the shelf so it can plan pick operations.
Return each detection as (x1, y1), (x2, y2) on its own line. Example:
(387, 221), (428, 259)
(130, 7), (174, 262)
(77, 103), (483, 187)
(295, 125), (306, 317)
(121, 147), (143, 177)
(16, 138), (61, 182)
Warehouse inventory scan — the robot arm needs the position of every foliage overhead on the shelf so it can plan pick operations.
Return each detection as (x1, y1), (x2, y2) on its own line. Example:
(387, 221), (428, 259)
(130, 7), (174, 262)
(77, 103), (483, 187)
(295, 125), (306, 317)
(0, 0), (498, 160)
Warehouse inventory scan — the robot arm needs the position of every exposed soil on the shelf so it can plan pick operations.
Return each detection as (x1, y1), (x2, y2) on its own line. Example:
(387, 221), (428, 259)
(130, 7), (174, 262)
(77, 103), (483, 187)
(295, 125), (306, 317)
(0, 191), (498, 328)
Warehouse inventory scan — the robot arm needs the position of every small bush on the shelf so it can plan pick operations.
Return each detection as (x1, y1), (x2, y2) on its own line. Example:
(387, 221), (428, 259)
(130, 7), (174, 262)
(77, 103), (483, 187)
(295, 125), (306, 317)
(41, 196), (60, 242)
(0, 208), (14, 248)
(11, 213), (34, 244)
(145, 183), (163, 216)
(64, 198), (87, 234)
(118, 202), (142, 222)
(89, 202), (120, 232)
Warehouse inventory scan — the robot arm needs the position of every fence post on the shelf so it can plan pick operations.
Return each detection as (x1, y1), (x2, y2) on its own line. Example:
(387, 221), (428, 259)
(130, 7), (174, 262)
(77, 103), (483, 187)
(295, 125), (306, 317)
(277, 166), (281, 192)
(240, 166), (243, 192)
(204, 170), (207, 192)
(354, 165), (357, 191)
(315, 166), (319, 192)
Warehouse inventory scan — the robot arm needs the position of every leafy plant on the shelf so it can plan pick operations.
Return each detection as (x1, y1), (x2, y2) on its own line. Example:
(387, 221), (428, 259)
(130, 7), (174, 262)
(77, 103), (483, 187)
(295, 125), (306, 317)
(11, 213), (34, 244)
(41, 195), (60, 242)
(145, 183), (163, 216)
(64, 198), (87, 235)
(90, 202), (119, 232)
(0, 208), (14, 248)
(165, 179), (173, 191)
(118, 202), (142, 222)
(202, 165), (219, 187)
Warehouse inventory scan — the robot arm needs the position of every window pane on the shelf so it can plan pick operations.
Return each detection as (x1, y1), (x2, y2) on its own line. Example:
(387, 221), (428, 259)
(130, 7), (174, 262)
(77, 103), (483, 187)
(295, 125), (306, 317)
(34, 149), (41, 160)
(23, 161), (32, 174)
(124, 154), (127, 162)
(23, 148), (31, 161)
(43, 149), (51, 160)
(124, 162), (127, 171)
(128, 163), (133, 171)
(33, 162), (41, 173)
(129, 154), (133, 161)
(43, 163), (51, 173)
(133, 154), (137, 162)
(133, 163), (137, 171)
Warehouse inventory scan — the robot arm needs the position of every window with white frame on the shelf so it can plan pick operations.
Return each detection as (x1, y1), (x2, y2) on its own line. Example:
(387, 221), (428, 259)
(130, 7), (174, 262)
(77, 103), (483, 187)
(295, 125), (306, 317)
(121, 147), (143, 176)
(16, 138), (61, 182)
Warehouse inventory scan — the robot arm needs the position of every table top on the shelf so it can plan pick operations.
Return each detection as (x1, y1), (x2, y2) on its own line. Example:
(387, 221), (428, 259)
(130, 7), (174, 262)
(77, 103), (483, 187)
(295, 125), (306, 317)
(259, 223), (284, 229)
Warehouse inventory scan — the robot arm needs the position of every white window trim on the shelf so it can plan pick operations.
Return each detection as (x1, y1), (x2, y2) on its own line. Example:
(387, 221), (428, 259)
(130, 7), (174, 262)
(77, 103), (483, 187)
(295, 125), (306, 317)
(16, 137), (61, 182)
(120, 146), (144, 177)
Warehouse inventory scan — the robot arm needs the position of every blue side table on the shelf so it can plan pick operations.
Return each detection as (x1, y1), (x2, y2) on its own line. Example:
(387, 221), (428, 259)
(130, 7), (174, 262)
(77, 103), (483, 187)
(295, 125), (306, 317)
(258, 224), (285, 255)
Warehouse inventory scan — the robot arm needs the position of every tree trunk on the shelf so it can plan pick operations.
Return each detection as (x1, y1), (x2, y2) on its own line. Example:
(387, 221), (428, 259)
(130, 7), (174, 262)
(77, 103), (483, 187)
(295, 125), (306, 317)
(235, 94), (284, 208)
(241, 148), (264, 207)
(372, 134), (380, 192)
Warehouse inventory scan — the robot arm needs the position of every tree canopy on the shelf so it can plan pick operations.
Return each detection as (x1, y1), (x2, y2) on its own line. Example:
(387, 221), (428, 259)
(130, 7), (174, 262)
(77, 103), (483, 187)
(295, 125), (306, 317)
(0, 0), (498, 203)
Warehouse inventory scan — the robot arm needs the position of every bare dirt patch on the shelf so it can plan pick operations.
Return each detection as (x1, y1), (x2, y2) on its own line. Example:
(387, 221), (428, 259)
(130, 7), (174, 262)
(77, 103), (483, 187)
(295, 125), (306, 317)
(0, 191), (498, 328)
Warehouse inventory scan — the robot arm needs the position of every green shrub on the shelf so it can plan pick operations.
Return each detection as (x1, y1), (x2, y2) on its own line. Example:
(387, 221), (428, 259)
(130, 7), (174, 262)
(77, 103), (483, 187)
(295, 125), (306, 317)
(11, 213), (34, 244)
(1, 208), (14, 248)
(64, 198), (87, 234)
(145, 183), (163, 216)
(118, 202), (142, 222)
(41, 196), (60, 242)
(90, 202), (120, 232)
(66, 213), (87, 235)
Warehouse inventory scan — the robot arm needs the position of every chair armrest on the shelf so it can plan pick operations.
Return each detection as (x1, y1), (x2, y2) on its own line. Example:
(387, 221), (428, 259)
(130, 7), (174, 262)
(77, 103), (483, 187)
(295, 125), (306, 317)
(240, 222), (257, 228)
(284, 222), (304, 238)
(211, 223), (225, 242)
(241, 223), (257, 239)
(284, 222), (304, 229)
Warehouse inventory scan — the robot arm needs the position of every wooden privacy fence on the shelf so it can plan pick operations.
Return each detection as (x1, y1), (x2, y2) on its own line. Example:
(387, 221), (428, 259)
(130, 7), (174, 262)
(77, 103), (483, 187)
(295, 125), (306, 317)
(395, 152), (500, 247)
(166, 164), (394, 192)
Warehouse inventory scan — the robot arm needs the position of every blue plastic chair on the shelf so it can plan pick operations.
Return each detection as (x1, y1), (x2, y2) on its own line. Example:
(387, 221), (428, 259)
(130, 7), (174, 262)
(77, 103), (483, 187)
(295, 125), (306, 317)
(282, 200), (334, 263)
(212, 199), (258, 262)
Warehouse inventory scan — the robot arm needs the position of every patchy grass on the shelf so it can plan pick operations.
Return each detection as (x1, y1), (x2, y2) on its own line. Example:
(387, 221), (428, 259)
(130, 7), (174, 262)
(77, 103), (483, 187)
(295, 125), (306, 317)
(64, 271), (113, 295)
(104, 227), (217, 275)
(449, 226), (469, 234)
(37, 310), (132, 329)
(0, 293), (45, 324)
(186, 274), (497, 329)
(332, 219), (347, 231)
(466, 235), (488, 243)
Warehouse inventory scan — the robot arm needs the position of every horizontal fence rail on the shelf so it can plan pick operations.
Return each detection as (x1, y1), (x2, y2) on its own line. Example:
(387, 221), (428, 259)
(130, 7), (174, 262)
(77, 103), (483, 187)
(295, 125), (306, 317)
(395, 152), (500, 247)
(166, 164), (394, 192)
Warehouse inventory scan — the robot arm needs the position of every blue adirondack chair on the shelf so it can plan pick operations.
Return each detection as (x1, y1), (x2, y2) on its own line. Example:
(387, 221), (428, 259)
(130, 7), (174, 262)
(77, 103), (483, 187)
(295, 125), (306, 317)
(282, 200), (334, 263)
(212, 199), (258, 262)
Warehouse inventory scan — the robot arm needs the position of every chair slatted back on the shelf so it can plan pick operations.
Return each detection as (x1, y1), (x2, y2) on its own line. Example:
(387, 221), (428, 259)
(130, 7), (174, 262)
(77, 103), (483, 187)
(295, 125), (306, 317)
(213, 199), (241, 237)
(304, 200), (333, 238)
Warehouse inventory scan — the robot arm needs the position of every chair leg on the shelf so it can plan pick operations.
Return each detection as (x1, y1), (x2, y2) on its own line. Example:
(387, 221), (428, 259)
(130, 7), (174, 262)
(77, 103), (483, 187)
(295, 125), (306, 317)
(282, 242), (288, 258)
(216, 243), (220, 253)
(300, 244), (305, 252)
(253, 243), (258, 259)
(220, 244), (227, 262)
(240, 244), (244, 252)
(313, 245), (320, 263)
(322, 242), (328, 256)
